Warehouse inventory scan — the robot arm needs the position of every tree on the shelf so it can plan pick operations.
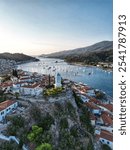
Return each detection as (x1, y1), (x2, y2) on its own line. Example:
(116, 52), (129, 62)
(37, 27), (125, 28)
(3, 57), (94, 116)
(35, 143), (52, 150)
(87, 139), (94, 150)
(102, 144), (112, 150)
(15, 92), (19, 99)
(27, 125), (43, 144)
(12, 69), (18, 77)
(30, 105), (42, 122)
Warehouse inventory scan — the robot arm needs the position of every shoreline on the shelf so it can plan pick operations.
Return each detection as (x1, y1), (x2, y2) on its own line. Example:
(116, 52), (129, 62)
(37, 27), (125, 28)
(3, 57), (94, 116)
(41, 57), (113, 72)
(67, 61), (113, 72)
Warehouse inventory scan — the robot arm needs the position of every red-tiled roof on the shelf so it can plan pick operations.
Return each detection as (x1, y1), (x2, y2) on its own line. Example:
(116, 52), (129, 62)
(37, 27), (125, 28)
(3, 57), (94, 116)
(85, 102), (100, 110)
(90, 114), (96, 120)
(15, 81), (27, 85)
(19, 77), (31, 80)
(22, 83), (40, 89)
(89, 97), (101, 105)
(0, 83), (13, 87)
(0, 100), (17, 111)
(99, 103), (113, 112)
(104, 104), (113, 112)
(101, 113), (113, 126)
(100, 130), (113, 142)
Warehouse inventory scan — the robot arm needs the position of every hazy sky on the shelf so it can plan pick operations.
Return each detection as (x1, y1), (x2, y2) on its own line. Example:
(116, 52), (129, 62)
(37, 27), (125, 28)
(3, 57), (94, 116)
(0, 0), (112, 55)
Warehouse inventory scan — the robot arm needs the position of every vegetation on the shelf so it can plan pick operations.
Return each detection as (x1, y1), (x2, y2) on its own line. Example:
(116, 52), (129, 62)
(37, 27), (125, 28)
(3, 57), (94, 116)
(27, 125), (43, 144)
(87, 139), (94, 150)
(60, 118), (68, 129)
(7, 115), (25, 136)
(102, 144), (112, 150)
(0, 52), (39, 62)
(94, 90), (106, 99)
(65, 49), (113, 65)
(0, 141), (21, 150)
(44, 87), (63, 96)
(15, 92), (20, 99)
(5, 94), (91, 150)
(1, 75), (11, 82)
(38, 113), (55, 131)
(43, 41), (113, 65)
(30, 105), (42, 122)
(0, 92), (6, 102)
(35, 143), (52, 150)
(73, 91), (83, 108)
(12, 69), (18, 77)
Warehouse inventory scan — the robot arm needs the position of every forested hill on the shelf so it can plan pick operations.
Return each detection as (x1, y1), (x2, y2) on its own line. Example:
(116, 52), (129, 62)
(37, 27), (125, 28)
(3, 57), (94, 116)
(41, 41), (113, 64)
(0, 53), (39, 62)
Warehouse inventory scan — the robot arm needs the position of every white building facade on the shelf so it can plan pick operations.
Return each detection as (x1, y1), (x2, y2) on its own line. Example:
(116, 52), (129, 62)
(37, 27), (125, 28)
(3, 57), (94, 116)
(0, 100), (18, 121)
(54, 73), (62, 88)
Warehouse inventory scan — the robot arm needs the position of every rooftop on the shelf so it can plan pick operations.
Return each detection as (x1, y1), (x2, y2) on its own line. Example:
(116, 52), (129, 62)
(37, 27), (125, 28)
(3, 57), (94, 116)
(101, 113), (113, 126)
(0, 100), (17, 111)
(85, 102), (100, 110)
(100, 130), (113, 142)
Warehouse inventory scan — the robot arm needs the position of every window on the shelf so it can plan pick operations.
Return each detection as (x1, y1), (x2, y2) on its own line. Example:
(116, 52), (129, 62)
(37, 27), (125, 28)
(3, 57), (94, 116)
(1, 111), (4, 115)
(102, 139), (104, 143)
(107, 141), (110, 145)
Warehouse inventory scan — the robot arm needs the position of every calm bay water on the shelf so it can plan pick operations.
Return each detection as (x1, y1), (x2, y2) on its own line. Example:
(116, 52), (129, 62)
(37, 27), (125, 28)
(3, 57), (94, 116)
(18, 58), (113, 96)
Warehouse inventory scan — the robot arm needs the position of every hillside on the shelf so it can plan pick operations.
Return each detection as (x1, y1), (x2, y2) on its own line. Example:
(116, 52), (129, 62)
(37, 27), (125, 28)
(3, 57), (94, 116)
(0, 53), (39, 75)
(4, 90), (93, 150)
(0, 53), (39, 63)
(41, 41), (113, 65)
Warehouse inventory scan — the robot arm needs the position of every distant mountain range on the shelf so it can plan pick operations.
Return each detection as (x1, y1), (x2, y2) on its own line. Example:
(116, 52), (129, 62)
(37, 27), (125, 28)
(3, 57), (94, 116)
(40, 41), (113, 65)
(0, 53), (39, 63)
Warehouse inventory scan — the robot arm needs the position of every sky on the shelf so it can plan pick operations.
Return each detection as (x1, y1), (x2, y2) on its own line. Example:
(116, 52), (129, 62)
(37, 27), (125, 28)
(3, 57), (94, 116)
(0, 0), (113, 55)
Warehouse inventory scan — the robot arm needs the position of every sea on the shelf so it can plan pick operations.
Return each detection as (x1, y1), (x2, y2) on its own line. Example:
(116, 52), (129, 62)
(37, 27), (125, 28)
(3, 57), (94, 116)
(17, 58), (113, 97)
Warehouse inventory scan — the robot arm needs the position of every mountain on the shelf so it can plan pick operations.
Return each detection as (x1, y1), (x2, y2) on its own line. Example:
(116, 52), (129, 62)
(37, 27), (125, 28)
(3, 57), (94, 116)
(0, 53), (39, 63)
(41, 41), (113, 64)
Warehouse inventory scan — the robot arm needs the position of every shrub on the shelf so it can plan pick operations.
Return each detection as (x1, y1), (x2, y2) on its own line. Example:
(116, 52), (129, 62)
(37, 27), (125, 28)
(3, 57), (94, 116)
(35, 143), (52, 150)
(60, 118), (68, 129)
(38, 114), (54, 131)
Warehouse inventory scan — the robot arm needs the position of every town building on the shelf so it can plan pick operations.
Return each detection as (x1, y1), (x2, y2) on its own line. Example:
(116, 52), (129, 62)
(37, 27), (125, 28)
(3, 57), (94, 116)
(0, 100), (18, 121)
(54, 73), (62, 88)
(20, 83), (43, 96)
(96, 129), (113, 149)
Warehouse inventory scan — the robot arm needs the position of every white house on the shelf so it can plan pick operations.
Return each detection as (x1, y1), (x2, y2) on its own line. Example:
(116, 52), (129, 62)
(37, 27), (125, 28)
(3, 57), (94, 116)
(77, 94), (90, 103)
(86, 102), (101, 115)
(0, 83), (13, 93)
(19, 76), (32, 83)
(97, 130), (113, 149)
(20, 83), (43, 96)
(13, 82), (28, 89)
(54, 73), (62, 88)
(90, 113), (96, 126)
(10, 76), (18, 84)
(0, 100), (18, 121)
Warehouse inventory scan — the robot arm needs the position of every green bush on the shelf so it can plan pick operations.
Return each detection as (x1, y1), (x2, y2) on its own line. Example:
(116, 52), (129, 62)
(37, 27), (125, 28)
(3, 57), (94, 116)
(27, 125), (43, 144)
(35, 143), (52, 150)
(44, 87), (63, 96)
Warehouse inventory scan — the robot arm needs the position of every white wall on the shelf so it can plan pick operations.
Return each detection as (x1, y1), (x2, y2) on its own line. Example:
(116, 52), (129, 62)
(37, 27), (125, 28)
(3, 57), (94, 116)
(100, 138), (113, 149)
(0, 102), (18, 121)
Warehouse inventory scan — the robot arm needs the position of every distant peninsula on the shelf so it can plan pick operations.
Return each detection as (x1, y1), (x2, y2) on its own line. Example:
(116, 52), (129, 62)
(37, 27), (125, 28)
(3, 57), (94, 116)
(0, 53), (39, 75)
(0, 53), (39, 63)
(40, 41), (113, 69)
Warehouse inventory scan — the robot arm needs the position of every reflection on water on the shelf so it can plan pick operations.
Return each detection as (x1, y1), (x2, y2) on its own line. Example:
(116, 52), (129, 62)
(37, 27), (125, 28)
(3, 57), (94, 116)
(17, 58), (113, 96)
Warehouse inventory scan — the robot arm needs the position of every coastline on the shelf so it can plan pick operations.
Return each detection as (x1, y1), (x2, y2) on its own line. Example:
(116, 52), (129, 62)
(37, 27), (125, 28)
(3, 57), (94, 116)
(42, 57), (113, 72)
(66, 61), (113, 72)
(0, 59), (39, 76)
